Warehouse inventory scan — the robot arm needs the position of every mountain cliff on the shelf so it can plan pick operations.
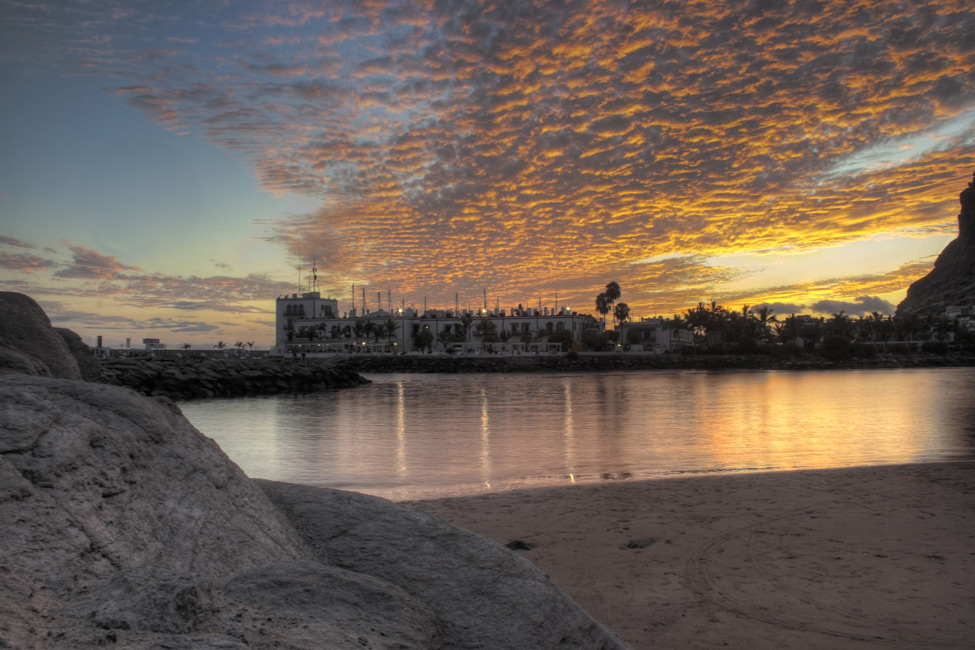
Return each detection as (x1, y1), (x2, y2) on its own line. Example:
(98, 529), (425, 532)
(896, 169), (975, 316)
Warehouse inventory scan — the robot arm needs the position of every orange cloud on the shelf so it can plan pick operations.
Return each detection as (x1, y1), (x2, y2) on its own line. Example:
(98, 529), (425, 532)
(8, 0), (974, 323)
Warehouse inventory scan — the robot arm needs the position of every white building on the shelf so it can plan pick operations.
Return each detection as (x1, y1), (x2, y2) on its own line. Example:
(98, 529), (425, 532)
(272, 292), (603, 356)
(617, 317), (694, 353)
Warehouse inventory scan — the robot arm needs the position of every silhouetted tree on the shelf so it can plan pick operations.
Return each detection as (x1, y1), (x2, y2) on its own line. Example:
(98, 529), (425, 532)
(595, 292), (610, 325)
(614, 302), (630, 325)
(459, 313), (475, 342)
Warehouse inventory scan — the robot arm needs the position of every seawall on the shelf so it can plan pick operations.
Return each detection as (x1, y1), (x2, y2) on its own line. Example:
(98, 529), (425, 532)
(98, 357), (370, 400)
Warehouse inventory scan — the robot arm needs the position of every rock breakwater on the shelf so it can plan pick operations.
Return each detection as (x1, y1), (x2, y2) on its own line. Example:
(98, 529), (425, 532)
(99, 357), (370, 400)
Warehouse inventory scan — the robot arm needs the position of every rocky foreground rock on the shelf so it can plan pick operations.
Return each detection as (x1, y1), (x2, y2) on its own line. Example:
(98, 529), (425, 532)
(0, 292), (83, 380)
(0, 292), (630, 649)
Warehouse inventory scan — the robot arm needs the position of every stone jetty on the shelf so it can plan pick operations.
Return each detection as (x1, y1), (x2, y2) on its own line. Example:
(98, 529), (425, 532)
(98, 357), (370, 400)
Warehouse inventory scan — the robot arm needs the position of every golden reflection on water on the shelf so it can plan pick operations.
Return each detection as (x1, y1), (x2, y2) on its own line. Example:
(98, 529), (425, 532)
(396, 379), (406, 477)
(182, 368), (975, 500)
(480, 387), (491, 489)
(563, 377), (576, 482)
(697, 371), (947, 470)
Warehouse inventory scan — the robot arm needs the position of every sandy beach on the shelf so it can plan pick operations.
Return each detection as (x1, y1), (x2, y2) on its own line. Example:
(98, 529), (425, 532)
(408, 461), (975, 650)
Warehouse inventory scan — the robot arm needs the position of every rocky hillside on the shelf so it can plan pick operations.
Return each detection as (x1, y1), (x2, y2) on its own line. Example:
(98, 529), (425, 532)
(0, 292), (631, 649)
(897, 168), (975, 316)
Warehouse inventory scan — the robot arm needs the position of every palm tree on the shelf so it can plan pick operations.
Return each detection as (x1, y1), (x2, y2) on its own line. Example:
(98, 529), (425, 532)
(475, 317), (498, 341)
(372, 322), (386, 343)
(383, 317), (399, 346)
(214, 341), (226, 350)
(826, 311), (853, 339)
(354, 320), (367, 339)
(363, 320), (377, 343)
(181, 343), (191, 351)
(437, 328), (452, 351)
(775, 314), (800, 346)
(459, 313), (475, 343)
(604, 281), (621, 329)
(753, 305), (776, 344)
(613, 302), (630, 325)
(702, 300), (726, 347)
(595, 292), (610, 326)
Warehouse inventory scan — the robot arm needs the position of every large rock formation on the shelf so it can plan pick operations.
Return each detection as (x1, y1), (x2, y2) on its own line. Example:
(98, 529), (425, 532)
(897, 169), (975, 316)
(0, 292), (81, 380)
(261, 482), (625, 650)
(0, 293), (631, 649)
(54, 326), (103, 381)
(0, 376), (437, 649)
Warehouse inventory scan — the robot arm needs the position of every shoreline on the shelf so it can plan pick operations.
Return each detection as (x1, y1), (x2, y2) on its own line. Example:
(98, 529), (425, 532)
(338, 350), (975, 373)
(408, 461), (975, 650)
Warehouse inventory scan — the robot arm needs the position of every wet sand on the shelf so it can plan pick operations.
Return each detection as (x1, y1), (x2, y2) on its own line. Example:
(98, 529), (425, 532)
(408, 462), (975, 650)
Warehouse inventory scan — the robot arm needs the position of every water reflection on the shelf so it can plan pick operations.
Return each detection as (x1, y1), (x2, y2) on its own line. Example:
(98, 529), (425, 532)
(180, 368), (975, 500)
(396, 380), (406, 478)
(480, 387), (491, 489)
(563, 377), (576, 482)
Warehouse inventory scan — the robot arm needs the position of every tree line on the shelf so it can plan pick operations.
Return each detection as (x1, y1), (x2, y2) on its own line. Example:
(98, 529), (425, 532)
(596, 283), (974, 356)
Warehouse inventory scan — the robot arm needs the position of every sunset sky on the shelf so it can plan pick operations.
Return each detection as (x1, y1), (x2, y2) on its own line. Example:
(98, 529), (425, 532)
(1, 0), (973, 348)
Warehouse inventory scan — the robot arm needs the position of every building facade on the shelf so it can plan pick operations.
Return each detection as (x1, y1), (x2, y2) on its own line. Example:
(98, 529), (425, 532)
(273, 292), (603, 355)
(617, 317), (694, 353)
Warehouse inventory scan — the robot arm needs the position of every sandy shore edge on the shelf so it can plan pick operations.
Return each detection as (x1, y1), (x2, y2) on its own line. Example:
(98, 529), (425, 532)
(408, 461), (975, 650)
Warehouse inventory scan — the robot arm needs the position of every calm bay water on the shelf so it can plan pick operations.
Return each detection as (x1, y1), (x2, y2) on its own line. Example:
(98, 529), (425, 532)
(180, 368), (975, 500)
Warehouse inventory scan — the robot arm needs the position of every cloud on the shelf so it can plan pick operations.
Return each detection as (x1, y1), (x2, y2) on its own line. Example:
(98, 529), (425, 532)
(12, 242), (295, 312)
(53, 245), (140, 280)
(0, 235), (35, 248)
(811, 296), (897, 317)
(0, 252), (55, 273)
(8, 0), (975, 319)
(142, 317), (220, 333)
(751, 302), (806, 316)
(43, 304), (219, 335)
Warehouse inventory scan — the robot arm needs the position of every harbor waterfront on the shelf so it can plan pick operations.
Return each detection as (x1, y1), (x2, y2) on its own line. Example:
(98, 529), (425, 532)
(180, 367), (975, 501)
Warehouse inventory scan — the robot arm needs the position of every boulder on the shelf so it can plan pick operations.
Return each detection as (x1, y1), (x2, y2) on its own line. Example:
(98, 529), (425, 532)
(0, 292), (81, 379)
(1, 374), (631, 650)
(55, 327), (103, 381)
(897, 169), (975, 316)
(260, 481), (629, 650)
(0, 376), (437, 649)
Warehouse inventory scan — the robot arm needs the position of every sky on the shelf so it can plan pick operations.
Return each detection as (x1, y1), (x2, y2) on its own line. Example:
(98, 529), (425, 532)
(1, 0), (973, 348)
